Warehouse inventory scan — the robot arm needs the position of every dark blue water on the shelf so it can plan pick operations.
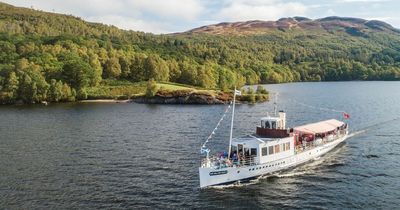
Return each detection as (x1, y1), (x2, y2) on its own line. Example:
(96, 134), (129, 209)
(1, 82), (399, 209)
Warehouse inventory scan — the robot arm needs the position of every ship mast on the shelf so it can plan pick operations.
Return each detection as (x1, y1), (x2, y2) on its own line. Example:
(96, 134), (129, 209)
(274, 93), (278, 116)
(228, 87), (237, 157)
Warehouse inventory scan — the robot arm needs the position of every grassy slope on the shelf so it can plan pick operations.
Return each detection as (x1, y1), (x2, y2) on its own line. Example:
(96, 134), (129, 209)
(84, 81), (267, 103)
(85, 80), (196, 99)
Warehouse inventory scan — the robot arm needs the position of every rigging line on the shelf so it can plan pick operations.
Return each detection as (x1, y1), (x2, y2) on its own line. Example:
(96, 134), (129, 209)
(201, 102), (232, 150)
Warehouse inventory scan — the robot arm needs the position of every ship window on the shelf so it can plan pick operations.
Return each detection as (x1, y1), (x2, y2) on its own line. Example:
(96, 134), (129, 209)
(271, 121), (276, 129)
(269, 146), (274, 155)
(286, 142), (290, 151)
(265, 121), (270, 128)
(262, 147), (268, 156)
(282, 143), (286, 151)
(251, 148), (257, 156)
(275, 145), (280, 153)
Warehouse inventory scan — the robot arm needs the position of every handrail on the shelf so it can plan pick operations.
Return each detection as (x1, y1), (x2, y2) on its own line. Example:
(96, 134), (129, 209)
(201, 155), (259, 169)
(295, 131), (347, 153)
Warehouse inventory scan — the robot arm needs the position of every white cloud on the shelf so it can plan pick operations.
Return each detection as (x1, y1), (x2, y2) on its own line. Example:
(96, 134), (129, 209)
(216, 0), (308, 21)
(2, 0), (205, 33)
(86, 15), (171, 34)
(129, 0), (204, 21)
(336, 0), (390, 2)
(326, 9), (336, 16)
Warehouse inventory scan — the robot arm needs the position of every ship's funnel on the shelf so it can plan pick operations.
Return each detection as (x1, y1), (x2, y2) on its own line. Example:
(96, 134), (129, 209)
(279, 111), (286, 129)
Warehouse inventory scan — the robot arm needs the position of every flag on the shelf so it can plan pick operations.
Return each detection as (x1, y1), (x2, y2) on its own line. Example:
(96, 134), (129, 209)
(343, 112), (350, 119)
(235, 90), (242, 96)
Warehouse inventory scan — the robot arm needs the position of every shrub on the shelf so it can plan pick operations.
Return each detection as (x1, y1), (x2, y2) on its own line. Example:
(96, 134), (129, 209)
(256, 85), (268, 94)
(246, 87), (254, 94)
(77, 88), (88, 100)
(146, 79), (159, 97)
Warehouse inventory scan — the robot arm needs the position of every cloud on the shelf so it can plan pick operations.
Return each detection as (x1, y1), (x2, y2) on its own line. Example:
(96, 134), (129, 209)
(336, 0), (390, 2)
(216, 0), (308, 22)
(129, 0), (204, 21)
(2, 0), (205, 33)
(86, 15), (171, 34)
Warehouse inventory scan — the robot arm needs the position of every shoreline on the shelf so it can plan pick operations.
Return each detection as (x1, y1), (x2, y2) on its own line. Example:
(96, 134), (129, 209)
(79, 99), (132, 103)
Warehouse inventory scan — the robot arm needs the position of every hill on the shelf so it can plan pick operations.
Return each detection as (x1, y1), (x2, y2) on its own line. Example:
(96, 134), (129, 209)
(186, 17), (399, 35)
(0, 2), (400, 104)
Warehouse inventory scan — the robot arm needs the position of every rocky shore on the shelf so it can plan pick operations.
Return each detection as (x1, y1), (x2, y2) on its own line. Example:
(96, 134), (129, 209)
(132, 90), (229, 104)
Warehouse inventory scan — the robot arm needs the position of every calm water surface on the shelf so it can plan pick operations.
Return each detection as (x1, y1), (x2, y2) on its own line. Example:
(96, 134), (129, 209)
(1, 82), (400, 209)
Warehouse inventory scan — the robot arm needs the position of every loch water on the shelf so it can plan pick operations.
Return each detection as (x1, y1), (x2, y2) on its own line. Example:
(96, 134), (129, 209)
(1, 81), (400, 209)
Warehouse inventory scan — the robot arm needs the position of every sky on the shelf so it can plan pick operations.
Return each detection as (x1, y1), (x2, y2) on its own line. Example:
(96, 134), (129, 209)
(3, 0), (400, 34)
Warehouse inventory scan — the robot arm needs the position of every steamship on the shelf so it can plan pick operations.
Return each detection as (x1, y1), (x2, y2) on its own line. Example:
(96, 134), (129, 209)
(199, 90), (349, 188)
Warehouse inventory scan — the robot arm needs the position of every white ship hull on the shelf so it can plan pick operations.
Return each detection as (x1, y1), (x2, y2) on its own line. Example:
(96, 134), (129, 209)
(199, 133), (348, 188)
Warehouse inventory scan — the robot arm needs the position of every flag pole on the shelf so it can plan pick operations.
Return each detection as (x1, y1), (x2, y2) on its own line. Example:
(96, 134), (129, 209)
(228, 87), (236, 158)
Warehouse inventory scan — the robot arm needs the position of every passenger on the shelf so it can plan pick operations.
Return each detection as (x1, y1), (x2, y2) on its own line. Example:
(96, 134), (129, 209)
(233, 153), (238, 163)
(226, 158), (232, 166)
(219, 155), (226, 168)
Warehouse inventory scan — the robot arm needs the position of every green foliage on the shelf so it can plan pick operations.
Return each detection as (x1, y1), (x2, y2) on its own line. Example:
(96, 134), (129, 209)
(256, 85), (268, 94)
(104, 56), (121, 78)
(61, 54), (93, 89)
(144, 54), (169, 81)
(77, 88), (88, 100)
(48, 79), (62, 102)
(1, 2), (400, 104)
(246, 87), (254, 95)
(146, 79), (159, 97)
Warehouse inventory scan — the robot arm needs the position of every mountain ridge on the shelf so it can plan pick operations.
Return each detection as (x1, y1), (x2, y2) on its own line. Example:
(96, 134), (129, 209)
(185, 16), (399, 35)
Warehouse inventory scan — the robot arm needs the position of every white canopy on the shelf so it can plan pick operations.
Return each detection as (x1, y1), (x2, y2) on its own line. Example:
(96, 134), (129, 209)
(294, 119), (344, 134)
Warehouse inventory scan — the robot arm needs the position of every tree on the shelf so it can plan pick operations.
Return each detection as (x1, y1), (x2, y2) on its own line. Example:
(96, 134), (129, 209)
(168, 59), (181, 82)
(146, 79), (159, 97)
(88, 53), (102, 86)
(62, 56), (93, 89)
(61, 83), (75, 102)
(197, 65), (216, 88)
(104, 56), (121, 78)
(246, 87), (254, 95)
(119, 55), (131, 78)
(256, 85), (268, 94)
(143, 54), (169, 81)
(130, 53), (146, 81)
(48, 79), (63, 102)
(18, 74), (37, 103)
(77, 88), (88, 100)
(5, 71), (19, 101)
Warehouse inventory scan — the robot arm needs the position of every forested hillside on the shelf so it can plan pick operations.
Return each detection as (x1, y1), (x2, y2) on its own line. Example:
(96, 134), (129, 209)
(0, 2), (400, 104)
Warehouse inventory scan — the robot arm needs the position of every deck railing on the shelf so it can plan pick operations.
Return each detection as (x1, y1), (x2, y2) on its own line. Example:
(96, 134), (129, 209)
(201, 156), (259, 169)
(295, 130), (347, 153)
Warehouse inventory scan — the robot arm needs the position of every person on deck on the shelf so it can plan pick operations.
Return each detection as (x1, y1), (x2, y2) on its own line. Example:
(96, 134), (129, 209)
(232, 153), (238, 164)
